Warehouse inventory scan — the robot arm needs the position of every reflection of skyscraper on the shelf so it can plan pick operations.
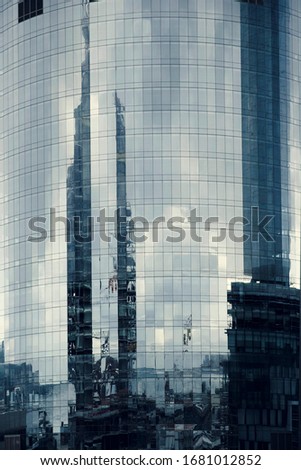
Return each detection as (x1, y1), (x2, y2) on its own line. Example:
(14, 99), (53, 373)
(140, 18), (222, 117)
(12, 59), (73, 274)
(76, 94), (140, 450)
(1, 0), (301, 450)
(226, 0), (300, 450)
(227, 282), (299, 449)
(67, 2), (93, 449)
(114, 92), (137, 440)
(240, 0), (290, 286)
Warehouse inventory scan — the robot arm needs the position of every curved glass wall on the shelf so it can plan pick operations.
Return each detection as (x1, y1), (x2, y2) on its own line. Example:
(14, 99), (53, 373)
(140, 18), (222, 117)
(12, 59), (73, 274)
(0, 0), (301, 450)
(1, 0), (87, 449)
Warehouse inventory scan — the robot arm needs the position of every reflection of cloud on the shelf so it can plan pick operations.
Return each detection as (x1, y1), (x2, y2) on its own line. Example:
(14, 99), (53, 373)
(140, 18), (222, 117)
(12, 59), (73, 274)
(155, 328), (164, 348)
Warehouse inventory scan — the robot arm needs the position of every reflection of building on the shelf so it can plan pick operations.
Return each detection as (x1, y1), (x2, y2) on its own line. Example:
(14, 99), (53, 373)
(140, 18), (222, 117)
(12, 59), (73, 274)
(227, 282), (299, 449)
(225, 0), (301, 450)
(0, 361), (63, 450)
(0, 363), (27, 450)
(67, 3), (93, 449)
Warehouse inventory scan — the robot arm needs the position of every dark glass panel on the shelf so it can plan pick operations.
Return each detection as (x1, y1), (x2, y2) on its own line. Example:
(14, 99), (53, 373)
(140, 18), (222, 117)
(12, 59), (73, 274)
(37, 0), (43, 13)
(18, 2), (24, 22)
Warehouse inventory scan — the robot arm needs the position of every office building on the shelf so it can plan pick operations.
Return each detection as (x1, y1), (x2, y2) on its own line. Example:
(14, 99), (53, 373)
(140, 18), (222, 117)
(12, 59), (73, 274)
(1, 0), (300, 449)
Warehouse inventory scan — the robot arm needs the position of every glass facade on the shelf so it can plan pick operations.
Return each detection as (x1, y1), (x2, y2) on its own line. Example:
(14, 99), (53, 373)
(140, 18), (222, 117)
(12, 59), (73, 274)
(0, 0), (300, 450)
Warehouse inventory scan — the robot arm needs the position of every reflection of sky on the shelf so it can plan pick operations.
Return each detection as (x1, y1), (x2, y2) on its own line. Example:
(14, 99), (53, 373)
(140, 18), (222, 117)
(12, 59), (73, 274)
(0, 1), (85, 384)
(90, 0), (245, 390)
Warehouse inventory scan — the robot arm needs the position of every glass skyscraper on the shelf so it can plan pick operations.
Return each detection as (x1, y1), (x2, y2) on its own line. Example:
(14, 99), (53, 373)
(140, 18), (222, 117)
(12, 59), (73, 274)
(0, 0), (300, 450)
